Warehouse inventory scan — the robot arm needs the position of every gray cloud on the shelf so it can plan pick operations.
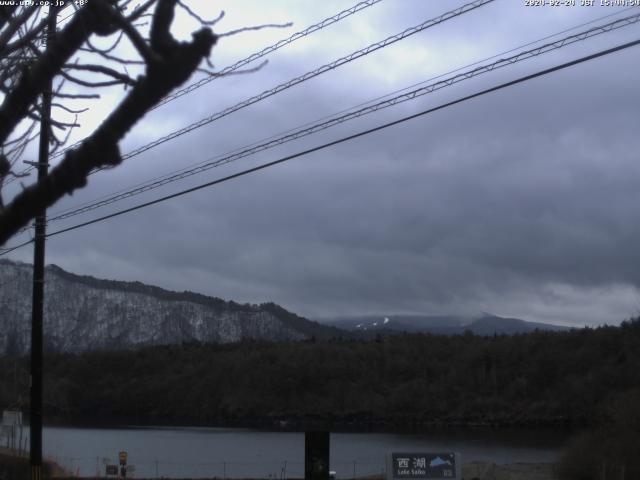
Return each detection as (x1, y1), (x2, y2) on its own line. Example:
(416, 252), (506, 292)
(6, 0), (640, 326)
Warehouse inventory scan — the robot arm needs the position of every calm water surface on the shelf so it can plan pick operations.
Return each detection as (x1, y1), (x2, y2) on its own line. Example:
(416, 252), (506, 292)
(42, 426), (569, 478)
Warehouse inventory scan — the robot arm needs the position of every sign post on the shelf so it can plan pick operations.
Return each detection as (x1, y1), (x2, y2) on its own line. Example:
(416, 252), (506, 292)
(305, 431), (330, 480)
(387, 453), (460, 480)
(119, 451), (127, 479)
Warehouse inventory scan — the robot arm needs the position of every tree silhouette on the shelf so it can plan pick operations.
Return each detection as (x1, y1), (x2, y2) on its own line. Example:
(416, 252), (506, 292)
(0, 0), (257, 245)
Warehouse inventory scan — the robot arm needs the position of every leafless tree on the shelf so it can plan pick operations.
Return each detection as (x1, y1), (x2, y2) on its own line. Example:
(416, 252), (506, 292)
(0, 0), (266, 246)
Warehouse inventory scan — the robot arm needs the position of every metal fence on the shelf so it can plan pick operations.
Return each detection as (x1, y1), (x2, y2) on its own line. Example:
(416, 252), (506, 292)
(48, 456), (388, 479)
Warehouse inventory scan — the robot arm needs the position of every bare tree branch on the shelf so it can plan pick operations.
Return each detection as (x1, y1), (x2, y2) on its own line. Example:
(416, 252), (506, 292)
(0, 6), (18, 31)
(196, 59), (267, 77)
(0, 5), (38, 54)
(79, 45), (145, 64)
(0, 0), (218, 244)
(60, 69), (128, 88)
(48, 117), (80, 130)
(53, 92), (101, 99)
(0, 0), (114, 145)
(51, 113), (79, 152)
(63, 63), (137, 86)
(2, 119), (36, 147)
(177, 1), (224, 27)
(127, 0), (157, 23)
(150, 0), (175, 50)
(1, 0), (285, 244)
(51, 103), (89, 114)
(84, 30), (125, 55)
(107, 2), (161, 65)
(2, 14), (47, 55)
(218, 22), (293, 38)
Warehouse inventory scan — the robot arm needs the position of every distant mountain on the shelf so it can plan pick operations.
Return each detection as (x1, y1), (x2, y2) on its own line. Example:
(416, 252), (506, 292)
(322, 313), (570, 336)
(0, 260), (347, 356)
(467, 315), (569, 335)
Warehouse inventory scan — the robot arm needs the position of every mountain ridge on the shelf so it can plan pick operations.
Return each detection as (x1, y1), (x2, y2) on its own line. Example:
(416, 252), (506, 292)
(1, 259), (570, 357)
(323, 313), (570, 336)
(0, 259), (344, 355)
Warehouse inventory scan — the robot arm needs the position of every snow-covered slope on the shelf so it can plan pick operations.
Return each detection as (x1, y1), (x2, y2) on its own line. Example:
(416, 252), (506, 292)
(0, 260), (335, 355)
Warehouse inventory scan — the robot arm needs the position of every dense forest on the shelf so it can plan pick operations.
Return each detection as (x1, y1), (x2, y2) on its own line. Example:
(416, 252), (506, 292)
(1, 319), (639, 430)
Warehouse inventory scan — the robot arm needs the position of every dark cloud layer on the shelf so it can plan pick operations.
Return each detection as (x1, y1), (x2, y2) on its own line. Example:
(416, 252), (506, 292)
(6, 1), (640, 326)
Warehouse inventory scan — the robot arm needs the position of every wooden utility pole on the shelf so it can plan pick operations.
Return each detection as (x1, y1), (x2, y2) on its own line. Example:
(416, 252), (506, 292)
(30, 6), (55, 480)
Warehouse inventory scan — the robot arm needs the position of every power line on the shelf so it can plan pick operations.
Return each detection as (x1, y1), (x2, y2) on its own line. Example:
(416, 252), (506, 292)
(48, 0), (494, 174)
(349, 5), (638, 117)
(8, 0), (387, 181)
(43, 6), (639, 221)
(153, 0), (386, 109)
(31, 38), (640, 244)
(37, 0), (492, 180)
(41, 12), (640, 226)
(55, 4), (77, 25)
(5, 0), (496, 231)
(0, 238), (34, 256)
(105, 0), (495, 165)
(3, 37), (638, 255)
(9, 6), (636, 191)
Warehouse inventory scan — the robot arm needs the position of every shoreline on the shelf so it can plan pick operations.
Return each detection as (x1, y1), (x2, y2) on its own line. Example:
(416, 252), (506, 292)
(39, 414), (584, 434)
(7, 462), (559, 480)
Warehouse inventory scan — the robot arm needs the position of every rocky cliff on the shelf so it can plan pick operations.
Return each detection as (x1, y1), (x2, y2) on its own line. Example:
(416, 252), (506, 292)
(0, 259), (340, 355)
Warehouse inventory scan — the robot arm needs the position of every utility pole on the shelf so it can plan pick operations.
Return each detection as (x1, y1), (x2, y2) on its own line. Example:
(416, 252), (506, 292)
(30, 6), (56, 480)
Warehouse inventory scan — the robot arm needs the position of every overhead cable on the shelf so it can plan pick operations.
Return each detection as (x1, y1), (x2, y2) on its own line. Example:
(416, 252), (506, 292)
(111, 0), (495, 163)
(30, 38), (640, 244)
(3, 37), (639, 255)
(44, 6), (639, 220)
(42, 12), (640, 225)
(6, 0), (386, 181)
(45, 0), (492, 167)
(154, 0), (386, 109)
(0, 238), (34, 256)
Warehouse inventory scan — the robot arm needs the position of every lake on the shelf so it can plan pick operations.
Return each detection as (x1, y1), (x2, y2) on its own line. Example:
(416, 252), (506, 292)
(42, 426), (569, 478)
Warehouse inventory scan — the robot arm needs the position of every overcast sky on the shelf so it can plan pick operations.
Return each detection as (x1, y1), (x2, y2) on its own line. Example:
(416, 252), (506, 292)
(4, 0), (640, 326)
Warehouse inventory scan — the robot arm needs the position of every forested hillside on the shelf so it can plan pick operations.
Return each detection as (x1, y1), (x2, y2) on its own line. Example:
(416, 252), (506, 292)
(1, 320), (639, 429)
